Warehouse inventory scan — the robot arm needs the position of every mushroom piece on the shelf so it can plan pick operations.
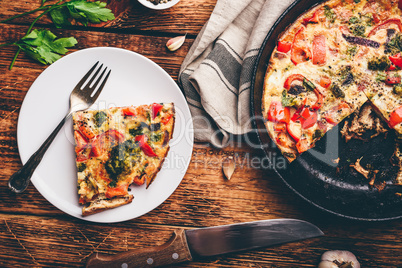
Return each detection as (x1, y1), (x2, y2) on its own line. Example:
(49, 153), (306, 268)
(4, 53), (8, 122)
(350, 157), (378, 186)
(318, 250), (360, 268)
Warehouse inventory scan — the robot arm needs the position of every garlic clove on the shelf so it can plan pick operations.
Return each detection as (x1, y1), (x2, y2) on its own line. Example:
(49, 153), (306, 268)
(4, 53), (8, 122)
(166, 35), (186, 51)
(222, 157), (236, 180)
(318, 261), (339, 268)
(319, 250), (360, 268)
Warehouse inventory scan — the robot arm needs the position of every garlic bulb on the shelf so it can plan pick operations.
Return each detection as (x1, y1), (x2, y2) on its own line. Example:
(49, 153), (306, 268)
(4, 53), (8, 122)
(318, 250), (360, 268)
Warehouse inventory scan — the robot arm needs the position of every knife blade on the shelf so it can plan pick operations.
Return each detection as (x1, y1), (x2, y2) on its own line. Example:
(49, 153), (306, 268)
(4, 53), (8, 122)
(86, 219), (323, 268)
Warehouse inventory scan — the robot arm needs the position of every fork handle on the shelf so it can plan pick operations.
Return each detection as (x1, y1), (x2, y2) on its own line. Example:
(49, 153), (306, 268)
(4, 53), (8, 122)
(8, 114), (72, 193)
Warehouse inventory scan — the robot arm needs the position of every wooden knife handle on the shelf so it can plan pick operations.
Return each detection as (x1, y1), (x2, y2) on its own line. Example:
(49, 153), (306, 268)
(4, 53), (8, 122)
(86, 229), (193, 268)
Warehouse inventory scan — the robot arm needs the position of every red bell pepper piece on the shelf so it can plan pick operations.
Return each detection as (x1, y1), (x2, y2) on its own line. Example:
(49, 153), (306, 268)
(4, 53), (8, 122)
(286, 120), (302, 142)
(385, 75), (401, 85)
(319, 76), (332, 88)
(133, 175), (146, 186)
(284, 74), (323, 110)
(284, 74), (305, 90)
(76, 148), (90, 162)
(291, 27), (311, 65)
(389, 53), (402, 69)
(74, 130), (88, 149)
(325, 102), (350, 125)
(296, 139), (310, 154)
(388, 63), (397, 71)
(274, 123), (287, 132)
(122, 106), (136, 116)
(339, 25), (351, 35)
(312, 34), (326, 66)
(106, 184), (129, 199)
(303, 11), (319, 25)
(337, 102), (350, 110)
(399, 0), (402, 10)
(135, 135), (158, 157)
(325, 114), (338, 125)
(311, 88), (324, 110)
(277, 41), (292, 53)
(276, 132), (294, 147)
(291, 106), (317, 129)
(90, 137), (104, 157)
(100, 129), (124, 145)
(368, 19), (402, 37)
(161, 114), (173, 125)
(79, 124), (95, 140)
(152, 103), (163, 119)
(389, 105), (402, 128)
(317, 120), (328, 134)
(299, 107), (318, 129)
(267, 101), (290, 124)
(88, 130), (125, 158)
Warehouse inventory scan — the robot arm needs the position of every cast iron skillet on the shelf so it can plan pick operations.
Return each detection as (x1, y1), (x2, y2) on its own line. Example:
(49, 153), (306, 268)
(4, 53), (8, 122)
(251, 0), (402, 221)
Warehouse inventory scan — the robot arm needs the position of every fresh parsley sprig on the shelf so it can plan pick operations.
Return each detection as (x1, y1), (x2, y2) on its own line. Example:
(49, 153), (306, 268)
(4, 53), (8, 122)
(0, 0), (115, 69)
(50, 0), (115, 28)
(14, 29), (77, 64)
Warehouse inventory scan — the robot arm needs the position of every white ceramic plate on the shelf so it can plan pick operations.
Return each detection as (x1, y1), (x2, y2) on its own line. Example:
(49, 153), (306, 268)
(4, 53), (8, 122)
(137, 0), (180, 10)
(17, 47), (193, 223)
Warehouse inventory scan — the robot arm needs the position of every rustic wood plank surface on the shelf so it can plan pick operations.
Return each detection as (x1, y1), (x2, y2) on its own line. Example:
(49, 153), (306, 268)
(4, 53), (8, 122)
(0, 0), (401, 267)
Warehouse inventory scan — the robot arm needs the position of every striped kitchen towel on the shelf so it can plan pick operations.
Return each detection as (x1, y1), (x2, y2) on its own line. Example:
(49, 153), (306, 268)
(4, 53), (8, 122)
(179, 0), (294, 147)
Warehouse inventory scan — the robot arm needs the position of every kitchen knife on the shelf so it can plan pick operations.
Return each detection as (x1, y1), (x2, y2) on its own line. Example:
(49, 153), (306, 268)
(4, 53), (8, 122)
(86, 219), (323, 268)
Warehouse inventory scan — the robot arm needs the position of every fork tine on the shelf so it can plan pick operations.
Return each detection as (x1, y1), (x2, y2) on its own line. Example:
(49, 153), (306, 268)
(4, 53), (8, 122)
(91, 69), (111, 100)
(85, 63), (104, 89)
(91, 66), (107, 91)
(75, 61), (99, 89)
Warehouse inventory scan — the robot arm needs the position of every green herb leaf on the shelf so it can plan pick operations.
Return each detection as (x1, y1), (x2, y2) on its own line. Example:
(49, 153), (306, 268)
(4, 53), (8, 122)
(393, 84), (402, 96)
(281, 90), (296, 107)
(15, 29), (77, 65)
(346, 46), (358, 58)
(1, 0), (114, 69)
(50, 0), (115, 28)
(349, 24), (366, 37)
(283, 152), (296, 159)
(129, 127), (143, 137)
(49, 6), (71, 27)
(361, 13), (373, 27)
(349, 16), (360, 24)
(313, 129), (323, 140)
(376, 72), (387, 83)
(386, 33), (402, 55)
(330, 83), (345, 98)
(94, 111), (107, 127)
(77, 163), (86, 172)
(354, 0), (361, 3)
(324, 5), (336, 23)
(150, 132), (163, 142)
(303, 78), (316, 91)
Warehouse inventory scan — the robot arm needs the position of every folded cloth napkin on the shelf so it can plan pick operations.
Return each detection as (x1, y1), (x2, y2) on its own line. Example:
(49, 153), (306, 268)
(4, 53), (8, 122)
(179, 0), (294, 147)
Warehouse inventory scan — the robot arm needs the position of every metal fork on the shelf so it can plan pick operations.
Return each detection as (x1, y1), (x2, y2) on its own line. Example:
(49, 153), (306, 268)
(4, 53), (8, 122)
(8, 61), (111, 193)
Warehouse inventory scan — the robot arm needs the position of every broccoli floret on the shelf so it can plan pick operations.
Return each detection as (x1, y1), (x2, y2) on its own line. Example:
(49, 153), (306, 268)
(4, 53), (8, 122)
(330, 83), (345, 98)
(368, 56), (391, 71)
(393, 85), (402, 96)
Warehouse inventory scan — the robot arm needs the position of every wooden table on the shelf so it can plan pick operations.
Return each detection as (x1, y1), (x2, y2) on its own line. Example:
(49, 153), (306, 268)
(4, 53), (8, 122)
(0, 0), (401, 267)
